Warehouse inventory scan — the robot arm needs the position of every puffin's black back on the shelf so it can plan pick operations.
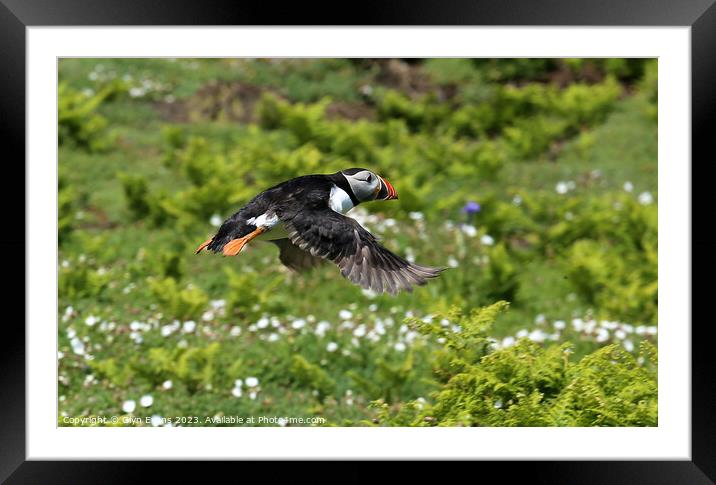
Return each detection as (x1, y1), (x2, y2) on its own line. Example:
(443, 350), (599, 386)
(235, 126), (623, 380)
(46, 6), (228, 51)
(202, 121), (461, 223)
(205, 173), (341, 253)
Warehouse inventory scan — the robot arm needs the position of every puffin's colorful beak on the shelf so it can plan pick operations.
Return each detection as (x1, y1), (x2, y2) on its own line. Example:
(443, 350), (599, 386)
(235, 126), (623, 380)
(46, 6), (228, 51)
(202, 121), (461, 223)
(377, 177), (398, 200)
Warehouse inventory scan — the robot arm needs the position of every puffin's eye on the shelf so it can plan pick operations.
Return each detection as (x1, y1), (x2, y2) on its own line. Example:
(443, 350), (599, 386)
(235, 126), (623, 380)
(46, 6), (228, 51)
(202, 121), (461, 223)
(366, 174), (373, 183)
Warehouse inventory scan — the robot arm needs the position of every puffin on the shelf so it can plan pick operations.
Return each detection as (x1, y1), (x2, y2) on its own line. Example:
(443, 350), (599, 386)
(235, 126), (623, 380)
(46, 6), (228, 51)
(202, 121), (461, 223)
(195, 168), (443, 294)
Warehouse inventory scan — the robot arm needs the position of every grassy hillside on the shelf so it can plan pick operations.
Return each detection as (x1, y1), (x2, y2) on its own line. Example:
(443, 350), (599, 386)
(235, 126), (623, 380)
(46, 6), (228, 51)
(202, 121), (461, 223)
(58, 58), (658, 427)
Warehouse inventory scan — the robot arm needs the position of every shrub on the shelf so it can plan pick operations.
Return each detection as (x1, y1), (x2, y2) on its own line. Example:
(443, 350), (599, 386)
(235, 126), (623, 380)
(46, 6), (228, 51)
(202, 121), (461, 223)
(147, 277), (209, 320)
(564, 239), (657, 324)
(58, 81), (124, 151)
(372, 302), (657, 426)
(58, 168), (86, 245)
(117, 172), (173, 226)
(639, 60), (658, 122)
(290, 355), (336, 400)
(58, 256), (112, 300)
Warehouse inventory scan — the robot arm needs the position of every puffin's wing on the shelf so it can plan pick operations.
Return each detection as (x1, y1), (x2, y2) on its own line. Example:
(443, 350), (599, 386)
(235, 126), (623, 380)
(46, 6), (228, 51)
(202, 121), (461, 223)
(271, 238), (326, 272)
(282, 209), (443, 295)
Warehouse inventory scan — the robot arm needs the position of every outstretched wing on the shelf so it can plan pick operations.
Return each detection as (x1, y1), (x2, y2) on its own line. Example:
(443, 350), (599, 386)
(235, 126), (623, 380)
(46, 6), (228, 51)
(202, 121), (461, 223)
(271, 238), (326, 272)
(280, 208), (443, 295)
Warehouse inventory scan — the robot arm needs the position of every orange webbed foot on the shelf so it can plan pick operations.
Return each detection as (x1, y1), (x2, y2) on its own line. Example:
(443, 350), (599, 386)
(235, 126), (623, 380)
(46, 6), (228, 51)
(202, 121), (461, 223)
(222, 227), (266, 256)
(195, 239), (212, 254)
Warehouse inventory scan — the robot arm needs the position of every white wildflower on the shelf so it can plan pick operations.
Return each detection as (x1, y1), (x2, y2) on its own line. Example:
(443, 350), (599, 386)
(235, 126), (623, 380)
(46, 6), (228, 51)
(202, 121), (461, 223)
(315, 321), (331, 337)
(600, 320), (618, 330)
(638, 192), (654, 205)
(480, 234), (495, 246)
(210, 299), (226, 310)
(210, 214), (223, 227)
(528, 329), (547, 343)
(70, 337), (85, 355)
(461, 224), (477, 237)
(362, 288), (377, 299)
(122, 400), (136, 413)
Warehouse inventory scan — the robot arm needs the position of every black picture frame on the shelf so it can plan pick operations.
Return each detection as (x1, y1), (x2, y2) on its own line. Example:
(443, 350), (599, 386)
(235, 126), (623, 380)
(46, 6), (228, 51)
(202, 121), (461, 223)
(2, 0), (713, 481)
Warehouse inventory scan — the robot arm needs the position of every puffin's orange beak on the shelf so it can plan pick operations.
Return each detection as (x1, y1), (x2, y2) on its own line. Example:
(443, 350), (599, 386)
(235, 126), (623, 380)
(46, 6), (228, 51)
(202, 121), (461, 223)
(378, 176), (398, 200)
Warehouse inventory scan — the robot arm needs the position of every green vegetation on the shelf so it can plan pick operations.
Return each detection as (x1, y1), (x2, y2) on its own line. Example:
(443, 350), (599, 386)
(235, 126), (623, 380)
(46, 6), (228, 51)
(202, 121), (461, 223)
(372, 302), (657, 426)
(58, 58), (657, 426)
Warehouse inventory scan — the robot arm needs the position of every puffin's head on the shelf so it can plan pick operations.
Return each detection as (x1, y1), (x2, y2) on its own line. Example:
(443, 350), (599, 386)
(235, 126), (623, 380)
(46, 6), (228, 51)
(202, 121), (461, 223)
(341, 168), (398, 203)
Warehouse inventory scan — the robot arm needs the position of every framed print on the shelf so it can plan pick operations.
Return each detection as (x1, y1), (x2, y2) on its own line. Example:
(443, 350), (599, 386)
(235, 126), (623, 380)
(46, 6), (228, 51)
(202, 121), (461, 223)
(2, 0), (714, 481)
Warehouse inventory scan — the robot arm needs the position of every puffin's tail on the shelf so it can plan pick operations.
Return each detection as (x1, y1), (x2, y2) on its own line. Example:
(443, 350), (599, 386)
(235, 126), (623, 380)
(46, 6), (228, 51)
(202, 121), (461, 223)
(196, 212), (264, 255)
(195, 236), (229, 254)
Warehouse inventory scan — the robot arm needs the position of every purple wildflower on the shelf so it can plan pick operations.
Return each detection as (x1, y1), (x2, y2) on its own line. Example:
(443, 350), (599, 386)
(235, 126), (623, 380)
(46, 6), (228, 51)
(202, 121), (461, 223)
(463, 201), (481, 215)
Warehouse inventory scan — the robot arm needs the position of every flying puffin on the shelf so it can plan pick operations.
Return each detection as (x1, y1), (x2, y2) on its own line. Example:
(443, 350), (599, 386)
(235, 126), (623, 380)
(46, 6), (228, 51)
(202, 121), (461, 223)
(195, 168), (443, 294)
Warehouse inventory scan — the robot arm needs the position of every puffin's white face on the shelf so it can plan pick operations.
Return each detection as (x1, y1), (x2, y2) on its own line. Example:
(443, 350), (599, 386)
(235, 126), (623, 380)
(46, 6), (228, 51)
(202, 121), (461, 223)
(343, 169), (398, 203)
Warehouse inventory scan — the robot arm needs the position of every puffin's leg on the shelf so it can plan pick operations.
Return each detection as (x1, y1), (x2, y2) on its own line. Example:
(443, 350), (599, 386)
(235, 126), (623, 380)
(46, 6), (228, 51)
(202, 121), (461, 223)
(222, 227), (266, 256)
(195, 238), (213, 254)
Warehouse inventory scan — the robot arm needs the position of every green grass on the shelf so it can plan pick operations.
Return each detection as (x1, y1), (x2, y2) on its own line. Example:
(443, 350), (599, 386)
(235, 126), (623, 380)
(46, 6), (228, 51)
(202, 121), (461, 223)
(58, 58), (658, 427)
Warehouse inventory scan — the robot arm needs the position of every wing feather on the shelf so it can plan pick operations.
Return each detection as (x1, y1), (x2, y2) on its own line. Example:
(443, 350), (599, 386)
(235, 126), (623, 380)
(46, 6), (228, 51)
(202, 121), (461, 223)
(280, 208), (443, 294)
(271, 239), (325, 272)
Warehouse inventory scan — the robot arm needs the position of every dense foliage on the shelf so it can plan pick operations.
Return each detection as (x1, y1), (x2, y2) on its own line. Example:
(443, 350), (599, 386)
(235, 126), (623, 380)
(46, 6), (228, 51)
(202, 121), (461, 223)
(58, 58), (657, 427)
(372, 302), (657, 426)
